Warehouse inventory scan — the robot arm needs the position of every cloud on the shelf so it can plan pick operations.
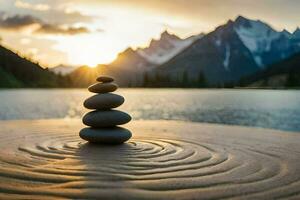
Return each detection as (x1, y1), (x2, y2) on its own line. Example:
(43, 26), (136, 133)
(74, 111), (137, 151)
(11, 0), (94, 25)
(35, 24), (90, 35)
(15, 0), (50, 11)
(0, 14), (90, 35)
(0, 14), (40, 30)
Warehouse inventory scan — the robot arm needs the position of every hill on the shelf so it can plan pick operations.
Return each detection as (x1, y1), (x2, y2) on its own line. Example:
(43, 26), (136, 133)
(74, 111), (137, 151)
(240, 52), (300, 88)
(0, 45), (70, 88)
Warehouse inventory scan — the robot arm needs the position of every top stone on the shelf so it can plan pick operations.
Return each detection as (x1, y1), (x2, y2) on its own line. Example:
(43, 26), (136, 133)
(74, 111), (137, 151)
(97, 76), (114, 83)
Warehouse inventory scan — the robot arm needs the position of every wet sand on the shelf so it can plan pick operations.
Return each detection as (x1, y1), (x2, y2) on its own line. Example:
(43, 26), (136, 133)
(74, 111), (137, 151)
(0, 119), (300, 199)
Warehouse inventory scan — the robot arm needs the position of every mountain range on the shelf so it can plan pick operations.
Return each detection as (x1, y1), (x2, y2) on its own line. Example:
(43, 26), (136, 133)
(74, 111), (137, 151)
(95, 16), (300, 87)
(0, 15), (299, 88)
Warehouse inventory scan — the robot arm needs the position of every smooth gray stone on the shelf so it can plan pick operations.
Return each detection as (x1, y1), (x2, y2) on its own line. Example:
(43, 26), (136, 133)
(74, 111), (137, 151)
(79, 127), (132, 144)
(88, 83), (118, 93)
(96, 76), (114, 83)
(84, 93), (124, 110)
(83, 110), (131, 127)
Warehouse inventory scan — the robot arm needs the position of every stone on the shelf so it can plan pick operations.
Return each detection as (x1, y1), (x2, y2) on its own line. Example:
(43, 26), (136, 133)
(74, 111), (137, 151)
(88, 83), (118, 93)
(84, 93), (124, 110)
(79, 127), (132, 144)
(96, 76), (114, 83)
(80, 75), (132, 145)
(83, 110), (131, 127)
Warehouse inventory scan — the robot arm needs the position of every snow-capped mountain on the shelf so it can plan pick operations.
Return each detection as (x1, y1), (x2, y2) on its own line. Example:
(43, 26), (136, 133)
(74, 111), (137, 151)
(154, 16), (300, 86)
(233, 17), (281, 67)
(50, 65), (77, 75)
(137, 31), (203, 65)
(233, 16), (300, 67)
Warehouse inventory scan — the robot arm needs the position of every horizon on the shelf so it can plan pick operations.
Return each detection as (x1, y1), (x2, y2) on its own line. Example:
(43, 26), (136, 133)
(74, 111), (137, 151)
(0, 0), (300, 68)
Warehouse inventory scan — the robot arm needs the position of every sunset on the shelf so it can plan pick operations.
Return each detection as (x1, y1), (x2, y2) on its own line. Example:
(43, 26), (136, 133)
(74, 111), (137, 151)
(1, 0), (300, 67)
(0, 0), (300, 199)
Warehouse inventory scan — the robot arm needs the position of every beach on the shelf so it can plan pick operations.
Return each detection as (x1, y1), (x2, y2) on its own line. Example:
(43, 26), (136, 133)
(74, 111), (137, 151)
(0, 119), (299, 199)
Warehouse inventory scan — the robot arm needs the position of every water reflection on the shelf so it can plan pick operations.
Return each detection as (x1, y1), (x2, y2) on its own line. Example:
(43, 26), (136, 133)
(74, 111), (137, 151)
(0, 89), (299, 132)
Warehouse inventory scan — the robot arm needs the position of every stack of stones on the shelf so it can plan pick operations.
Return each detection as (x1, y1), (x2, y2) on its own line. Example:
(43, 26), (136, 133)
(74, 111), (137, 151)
(79, 76), (132, 144)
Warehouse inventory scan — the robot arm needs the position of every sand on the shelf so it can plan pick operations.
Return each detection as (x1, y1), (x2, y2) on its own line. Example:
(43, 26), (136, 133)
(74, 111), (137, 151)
(0, 119), (299, 200)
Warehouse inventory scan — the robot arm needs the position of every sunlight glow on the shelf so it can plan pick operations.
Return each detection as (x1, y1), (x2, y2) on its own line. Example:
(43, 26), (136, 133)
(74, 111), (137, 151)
(49, 5), (169, 66)
(0, 2), (195, 67)
(52, 33), (120, 67)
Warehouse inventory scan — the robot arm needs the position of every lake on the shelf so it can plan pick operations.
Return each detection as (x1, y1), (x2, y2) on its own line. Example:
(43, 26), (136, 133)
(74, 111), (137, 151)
(0, 89), (299, 132)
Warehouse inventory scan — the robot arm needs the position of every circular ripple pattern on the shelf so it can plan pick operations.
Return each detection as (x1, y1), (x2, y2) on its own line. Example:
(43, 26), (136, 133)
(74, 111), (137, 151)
(0, 120), (300, 200)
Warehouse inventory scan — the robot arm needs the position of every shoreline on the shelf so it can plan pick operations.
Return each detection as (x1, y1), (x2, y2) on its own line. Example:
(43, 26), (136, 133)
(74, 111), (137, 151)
(1, 118), (299, 134)
(0, 119), (299, 199)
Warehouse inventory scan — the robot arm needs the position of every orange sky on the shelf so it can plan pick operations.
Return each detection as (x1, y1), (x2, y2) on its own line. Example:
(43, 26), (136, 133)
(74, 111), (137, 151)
(0, 0), (299, 67)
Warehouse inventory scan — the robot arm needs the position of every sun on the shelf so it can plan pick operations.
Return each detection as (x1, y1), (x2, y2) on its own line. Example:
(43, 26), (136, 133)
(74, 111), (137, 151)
(53, 34), (119, 67)
(67, 47), (117, 67)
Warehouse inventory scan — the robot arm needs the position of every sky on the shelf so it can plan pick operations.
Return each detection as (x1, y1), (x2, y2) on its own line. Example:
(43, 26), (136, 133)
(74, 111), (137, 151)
(0, 0), (299, 67)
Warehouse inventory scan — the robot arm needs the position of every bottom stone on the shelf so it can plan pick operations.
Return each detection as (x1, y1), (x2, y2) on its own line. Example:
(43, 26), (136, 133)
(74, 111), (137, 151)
(79, 127), (132, 144)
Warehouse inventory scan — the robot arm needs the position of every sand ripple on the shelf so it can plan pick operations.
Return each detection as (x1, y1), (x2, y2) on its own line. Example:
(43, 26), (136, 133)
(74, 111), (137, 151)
(0, 120), (300, 199)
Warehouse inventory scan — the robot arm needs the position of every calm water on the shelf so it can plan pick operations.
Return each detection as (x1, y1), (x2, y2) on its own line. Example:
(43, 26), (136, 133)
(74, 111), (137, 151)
(0, 89), (299, 132)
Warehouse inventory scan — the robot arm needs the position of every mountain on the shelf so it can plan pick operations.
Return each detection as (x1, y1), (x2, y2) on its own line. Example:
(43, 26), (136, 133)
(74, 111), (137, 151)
(68, 47), (154, 87)
(97, 31), (203, 86)
(137, 30), (203, 65)
(0, 45), (70, 88)
(240, 52), (300, 88)
(292, 27), (300, 43)
(234, 16), (299, 67)
(153, 16), (300, 86)
(50, 65), (77, 75)
(98, 48), (153, 86)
